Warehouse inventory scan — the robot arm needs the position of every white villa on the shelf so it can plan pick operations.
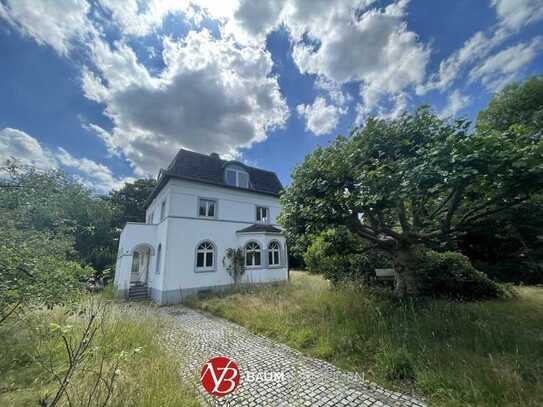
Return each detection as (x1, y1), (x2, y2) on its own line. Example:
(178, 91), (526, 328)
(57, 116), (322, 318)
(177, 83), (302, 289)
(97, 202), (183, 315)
(113, 149), (289, 304)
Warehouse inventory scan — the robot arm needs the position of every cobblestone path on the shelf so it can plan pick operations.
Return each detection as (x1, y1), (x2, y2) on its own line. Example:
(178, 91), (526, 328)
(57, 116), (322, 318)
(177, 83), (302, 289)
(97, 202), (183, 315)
(159, 305), (425, 407)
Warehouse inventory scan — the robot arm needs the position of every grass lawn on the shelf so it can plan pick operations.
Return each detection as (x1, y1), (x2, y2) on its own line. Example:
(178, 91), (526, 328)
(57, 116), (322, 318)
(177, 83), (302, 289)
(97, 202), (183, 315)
(0, 298), (199, 407)
(187, 271), (543, 406)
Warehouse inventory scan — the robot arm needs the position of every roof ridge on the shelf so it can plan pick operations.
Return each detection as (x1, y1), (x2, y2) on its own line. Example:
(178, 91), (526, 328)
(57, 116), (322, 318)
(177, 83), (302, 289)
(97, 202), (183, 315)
(177, 148), (278, 175)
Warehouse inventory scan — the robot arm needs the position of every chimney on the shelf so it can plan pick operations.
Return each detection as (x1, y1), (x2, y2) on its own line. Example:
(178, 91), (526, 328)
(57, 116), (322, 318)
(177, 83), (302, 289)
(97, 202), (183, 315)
(210, 152), (220, 159)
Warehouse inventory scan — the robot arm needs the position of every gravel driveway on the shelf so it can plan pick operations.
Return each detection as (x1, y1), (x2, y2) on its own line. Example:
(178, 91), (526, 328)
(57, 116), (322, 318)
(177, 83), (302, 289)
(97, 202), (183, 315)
(154, 304), (425, 407)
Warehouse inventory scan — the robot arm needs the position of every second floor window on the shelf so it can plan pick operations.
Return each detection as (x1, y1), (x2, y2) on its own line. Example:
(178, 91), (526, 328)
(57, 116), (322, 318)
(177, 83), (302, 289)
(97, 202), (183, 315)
(256, 206), (269, 223)
(198, 198), (216, 217)
(225, 168), (249, 188)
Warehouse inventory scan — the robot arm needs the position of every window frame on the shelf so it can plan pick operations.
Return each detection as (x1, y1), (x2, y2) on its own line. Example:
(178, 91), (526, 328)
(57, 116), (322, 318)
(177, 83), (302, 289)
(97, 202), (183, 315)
(225, 167), (249, 189)
(268, 241), (281, 267)
(197, 197), (218, 218)
(195, 240), (216, 273)
(256, 206), (270, 224)
(155, 244), (162, 274)
(245, 241), (262, 268)
(160, 200), (166, 221)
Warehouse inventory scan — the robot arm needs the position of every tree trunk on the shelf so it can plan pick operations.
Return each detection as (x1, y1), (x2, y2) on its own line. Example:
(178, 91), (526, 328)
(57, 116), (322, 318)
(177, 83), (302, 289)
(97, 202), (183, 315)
(392, 246), (419, 298)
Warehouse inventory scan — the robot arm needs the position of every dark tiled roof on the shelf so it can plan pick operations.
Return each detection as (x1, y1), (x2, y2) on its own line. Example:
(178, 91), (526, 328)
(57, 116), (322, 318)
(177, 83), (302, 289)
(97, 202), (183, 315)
(236, 224), (283, 234)
(146, 149), (283, 206)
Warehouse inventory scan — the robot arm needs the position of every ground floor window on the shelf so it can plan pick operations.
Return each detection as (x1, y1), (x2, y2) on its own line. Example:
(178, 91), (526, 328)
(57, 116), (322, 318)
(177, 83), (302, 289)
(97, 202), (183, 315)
(268, 241), (280, 266)
(196, 241), (215, 271)
(245, 241), (261, 266)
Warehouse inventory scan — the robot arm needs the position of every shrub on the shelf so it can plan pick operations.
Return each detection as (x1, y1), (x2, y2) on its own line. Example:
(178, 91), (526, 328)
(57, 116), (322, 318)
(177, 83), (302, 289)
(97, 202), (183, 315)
(0, 224), (93, 311)
(303, 227), (391, 283)
(413, 248), (502, 300)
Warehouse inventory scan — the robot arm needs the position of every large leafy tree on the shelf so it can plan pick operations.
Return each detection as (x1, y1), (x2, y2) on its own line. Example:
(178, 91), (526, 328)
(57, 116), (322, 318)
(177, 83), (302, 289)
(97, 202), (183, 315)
(0, 161), (117, 272)
(280, 107), (543, 297)
(108, 178), (157, 228)
(459, 76), (543, 283)
(477, 75), (543, 133)
(0, 161), (95, 317)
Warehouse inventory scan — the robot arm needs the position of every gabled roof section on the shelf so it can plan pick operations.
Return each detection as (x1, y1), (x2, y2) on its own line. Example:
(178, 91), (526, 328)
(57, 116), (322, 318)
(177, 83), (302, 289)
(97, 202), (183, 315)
(146, 149), (283, 207)
(236, 224), (283, 234)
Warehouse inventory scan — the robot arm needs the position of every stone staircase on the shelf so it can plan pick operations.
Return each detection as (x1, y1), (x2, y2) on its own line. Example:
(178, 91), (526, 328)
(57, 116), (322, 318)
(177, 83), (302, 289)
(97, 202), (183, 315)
(129, 282), (149, 301)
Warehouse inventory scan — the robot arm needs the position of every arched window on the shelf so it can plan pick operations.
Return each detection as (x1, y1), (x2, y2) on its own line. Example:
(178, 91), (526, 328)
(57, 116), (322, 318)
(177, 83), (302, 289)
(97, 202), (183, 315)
(155, 244), (162, 274)
(268, 241), (281, 266)
(245, 241), (261, 267)
(196, 241), (215, 271)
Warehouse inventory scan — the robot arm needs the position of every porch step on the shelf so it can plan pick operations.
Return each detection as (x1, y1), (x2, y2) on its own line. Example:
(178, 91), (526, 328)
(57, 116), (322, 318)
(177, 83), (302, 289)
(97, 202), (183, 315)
(128, 285), (149, 300)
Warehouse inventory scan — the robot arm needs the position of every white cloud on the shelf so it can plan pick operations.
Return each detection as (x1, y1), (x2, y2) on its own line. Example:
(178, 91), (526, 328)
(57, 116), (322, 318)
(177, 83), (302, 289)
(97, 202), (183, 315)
(469, 37), (543, 91)
(492, 0), (543, 30)
(419, 30), (504, 94)
(83, 30), (289, 176)
(297, 97), (345, 136)
(420, 0), (543, 94)
(314, 76), (351, 106)
(56, 147), (132, 192)
(0, 127), (57, 169)
(229, 0), (429, 114)
(0, 0), (95, 55)
(0, 127), (128, 193)
(83, 123), (120, 157)
(439, 90), (472, 118)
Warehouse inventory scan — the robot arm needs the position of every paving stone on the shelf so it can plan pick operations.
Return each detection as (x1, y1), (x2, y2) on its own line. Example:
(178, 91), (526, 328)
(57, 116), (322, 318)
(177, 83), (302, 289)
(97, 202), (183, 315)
(154, 305), (425, 407)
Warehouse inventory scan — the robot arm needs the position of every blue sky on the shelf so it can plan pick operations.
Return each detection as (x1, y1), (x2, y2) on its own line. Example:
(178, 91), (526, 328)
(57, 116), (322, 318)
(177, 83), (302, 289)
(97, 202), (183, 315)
(1, 0), (542, 193)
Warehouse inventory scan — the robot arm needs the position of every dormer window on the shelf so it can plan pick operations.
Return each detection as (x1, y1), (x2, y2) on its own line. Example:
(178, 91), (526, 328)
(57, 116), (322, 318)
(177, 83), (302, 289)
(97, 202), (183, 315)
(225, 166), (249, 189)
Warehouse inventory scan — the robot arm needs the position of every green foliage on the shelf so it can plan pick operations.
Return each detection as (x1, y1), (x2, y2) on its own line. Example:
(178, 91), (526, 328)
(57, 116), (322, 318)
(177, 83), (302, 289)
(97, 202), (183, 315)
(107, 178), (157, 229)
(376, 347), (415, 381)
(0, 221), (93, 310)
(223, 248), (246, 284)
(190, 271), (543, 406)
(280, 103), (543, 296)
(477, 75), (543, 132)
(412, 248), (502, 300)
(454, 76), (543, 284)
(458, 197), (543, 284)
(0, 161), (117, 273)
(0, 300), (199, 406)
(303, 227), (390, 283)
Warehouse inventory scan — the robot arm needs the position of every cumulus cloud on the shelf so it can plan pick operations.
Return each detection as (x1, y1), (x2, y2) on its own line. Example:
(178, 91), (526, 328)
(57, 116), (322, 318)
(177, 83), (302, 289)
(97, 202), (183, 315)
(83, 30), (288, 175)
(439, 90), (472, 118)
(0, 0), (95, 55)
(0, 127), (128, 193)
(469, 37), (543, 91)
(297, 97), (345, 136)
(56, 147), (132, 192)
(492, 0), (543, 30)
(0, 127), (57, 169)
(229, 0), (429, 114)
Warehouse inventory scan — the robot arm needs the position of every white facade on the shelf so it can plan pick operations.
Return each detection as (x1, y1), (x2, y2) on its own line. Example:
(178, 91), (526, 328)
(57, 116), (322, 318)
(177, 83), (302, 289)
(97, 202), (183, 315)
(114, 177), (288, 304)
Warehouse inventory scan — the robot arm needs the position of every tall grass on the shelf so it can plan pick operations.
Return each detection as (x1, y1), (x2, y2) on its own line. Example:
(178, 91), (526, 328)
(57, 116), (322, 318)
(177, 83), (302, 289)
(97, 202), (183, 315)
(188, 272), (543, 406)
(0, 299), (199, 407)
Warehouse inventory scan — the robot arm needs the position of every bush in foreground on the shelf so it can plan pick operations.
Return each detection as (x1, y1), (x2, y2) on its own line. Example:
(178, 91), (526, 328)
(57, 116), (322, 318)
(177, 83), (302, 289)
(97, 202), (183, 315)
(413, 248), (503, 300)
(0, 299), (198, 406)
